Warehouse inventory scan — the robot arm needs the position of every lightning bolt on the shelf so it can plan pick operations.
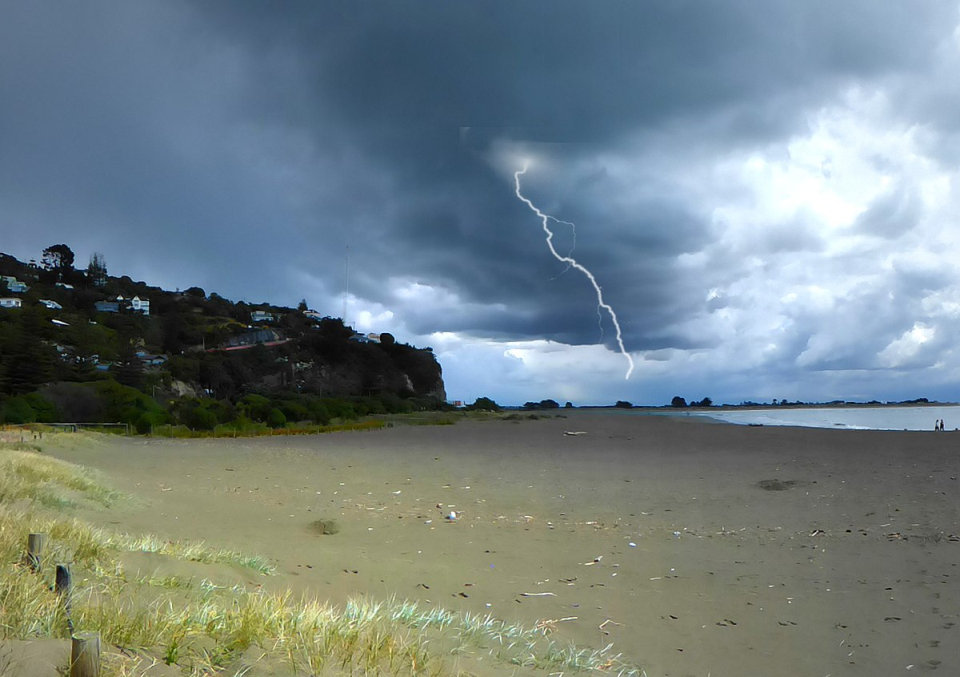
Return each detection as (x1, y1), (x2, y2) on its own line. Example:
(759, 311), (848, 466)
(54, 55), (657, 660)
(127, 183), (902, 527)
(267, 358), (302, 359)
(514, 163), (635, 380)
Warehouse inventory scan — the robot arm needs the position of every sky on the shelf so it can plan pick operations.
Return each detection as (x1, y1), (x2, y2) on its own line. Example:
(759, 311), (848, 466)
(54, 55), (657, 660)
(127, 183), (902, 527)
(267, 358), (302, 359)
(3, 1), (960, 406)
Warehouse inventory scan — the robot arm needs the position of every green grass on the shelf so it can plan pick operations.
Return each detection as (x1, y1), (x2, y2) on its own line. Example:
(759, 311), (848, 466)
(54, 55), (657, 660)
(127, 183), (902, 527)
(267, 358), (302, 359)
(0, 445), (123, 508)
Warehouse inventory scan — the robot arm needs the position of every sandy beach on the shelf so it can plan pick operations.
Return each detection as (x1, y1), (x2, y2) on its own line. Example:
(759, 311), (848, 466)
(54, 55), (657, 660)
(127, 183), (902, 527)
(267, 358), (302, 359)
(38, 412), (960, 676)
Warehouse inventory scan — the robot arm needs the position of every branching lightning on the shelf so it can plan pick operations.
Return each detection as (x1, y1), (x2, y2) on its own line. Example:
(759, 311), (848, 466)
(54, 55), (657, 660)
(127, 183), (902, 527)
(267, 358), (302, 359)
(514, 163), (635, 380)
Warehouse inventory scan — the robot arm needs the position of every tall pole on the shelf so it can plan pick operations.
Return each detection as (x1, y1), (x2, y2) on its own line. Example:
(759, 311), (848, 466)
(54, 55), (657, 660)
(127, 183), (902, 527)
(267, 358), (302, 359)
(342, 245), (350, 325)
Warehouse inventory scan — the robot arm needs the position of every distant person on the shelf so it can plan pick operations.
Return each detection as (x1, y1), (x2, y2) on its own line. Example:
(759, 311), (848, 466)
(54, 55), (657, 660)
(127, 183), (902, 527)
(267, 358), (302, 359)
(941, 419), (946, 431)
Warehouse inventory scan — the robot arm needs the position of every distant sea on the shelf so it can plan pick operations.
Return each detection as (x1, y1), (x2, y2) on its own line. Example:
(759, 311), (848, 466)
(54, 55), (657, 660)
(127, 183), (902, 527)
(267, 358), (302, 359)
(685, 405), (960, 431)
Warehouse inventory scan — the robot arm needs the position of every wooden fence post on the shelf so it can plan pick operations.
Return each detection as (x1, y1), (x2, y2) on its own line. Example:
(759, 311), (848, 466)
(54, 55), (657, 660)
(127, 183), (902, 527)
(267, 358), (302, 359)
(56, 563), (75, 634)
(56, 563), (73, 596)
(70, 632), (100, 677)
(27, 533), (47, 572)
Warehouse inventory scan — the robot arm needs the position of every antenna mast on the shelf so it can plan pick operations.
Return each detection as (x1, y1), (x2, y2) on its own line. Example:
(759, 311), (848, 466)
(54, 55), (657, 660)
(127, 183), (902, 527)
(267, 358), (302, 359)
(342, 245), (350, 324)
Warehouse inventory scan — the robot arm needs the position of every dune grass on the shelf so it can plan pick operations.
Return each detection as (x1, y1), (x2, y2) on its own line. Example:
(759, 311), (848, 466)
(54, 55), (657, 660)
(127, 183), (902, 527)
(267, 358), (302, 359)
(0, 445), (122, 509)
(0, 440), (643, 676)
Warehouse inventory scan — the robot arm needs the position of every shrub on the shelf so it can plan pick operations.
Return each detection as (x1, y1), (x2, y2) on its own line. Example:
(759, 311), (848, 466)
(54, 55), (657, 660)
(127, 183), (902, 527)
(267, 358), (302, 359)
(266, 408), (286, 428)
(238, 394), (272, 422)
(22, 393), (59, 422)
(184, 406), (218, 431)
(1, 396), (36, 424)
(466, 396), (501, 411)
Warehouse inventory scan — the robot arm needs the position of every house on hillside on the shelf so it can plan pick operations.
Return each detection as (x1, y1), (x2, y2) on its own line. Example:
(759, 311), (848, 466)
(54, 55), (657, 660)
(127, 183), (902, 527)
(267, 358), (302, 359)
(94, 301), (119, 313)
(39, 299), (62, 310)
(135, 350), (168, 367)
(0, 298), (22, 309)
(1, 276), (28, 293)
(302, 309), (323, 321)
(129, 296), (150, 315)
(250, 310), (274, 323)
(222, 328), (284, 350)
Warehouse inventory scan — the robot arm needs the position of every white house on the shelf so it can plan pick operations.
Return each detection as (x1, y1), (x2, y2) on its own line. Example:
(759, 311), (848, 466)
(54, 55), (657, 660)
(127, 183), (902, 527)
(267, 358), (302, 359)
(1, 276), (28, 293)
(129, 296), (150, 315)
(0, 298), (23, 308)
(251, 310), (274, 323)
(39, 299), (62, 310)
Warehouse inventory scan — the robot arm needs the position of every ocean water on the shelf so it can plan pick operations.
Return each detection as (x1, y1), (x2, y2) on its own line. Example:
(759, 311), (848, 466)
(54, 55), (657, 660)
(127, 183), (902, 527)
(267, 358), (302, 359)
(689, 405), (960, 431)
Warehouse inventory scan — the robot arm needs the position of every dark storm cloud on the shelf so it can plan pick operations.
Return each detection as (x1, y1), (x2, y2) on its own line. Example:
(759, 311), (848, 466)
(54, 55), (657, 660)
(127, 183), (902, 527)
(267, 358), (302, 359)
(2, 0), (958, 397)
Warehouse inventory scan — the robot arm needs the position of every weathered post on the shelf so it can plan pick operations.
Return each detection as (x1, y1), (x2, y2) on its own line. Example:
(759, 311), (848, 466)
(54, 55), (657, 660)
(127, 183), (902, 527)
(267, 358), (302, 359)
(27, 533), (47, 572)
(56, 563), (75, 633)
(70, 632), (100, 677)
(56, 563), (72, 596)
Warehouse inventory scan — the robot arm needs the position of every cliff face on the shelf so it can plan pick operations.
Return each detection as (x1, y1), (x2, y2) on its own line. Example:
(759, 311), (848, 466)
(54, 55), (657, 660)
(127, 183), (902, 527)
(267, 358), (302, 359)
(282, 340), (445, 401)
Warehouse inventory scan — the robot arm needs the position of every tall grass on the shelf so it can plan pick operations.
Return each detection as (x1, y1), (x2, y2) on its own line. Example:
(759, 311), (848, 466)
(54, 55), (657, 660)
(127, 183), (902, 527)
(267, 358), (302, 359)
(0, 446), (122, 508)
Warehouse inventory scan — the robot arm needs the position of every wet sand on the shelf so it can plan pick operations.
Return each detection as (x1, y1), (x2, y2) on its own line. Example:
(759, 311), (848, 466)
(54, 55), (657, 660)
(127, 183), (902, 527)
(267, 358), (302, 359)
(45, 412), (960, 676)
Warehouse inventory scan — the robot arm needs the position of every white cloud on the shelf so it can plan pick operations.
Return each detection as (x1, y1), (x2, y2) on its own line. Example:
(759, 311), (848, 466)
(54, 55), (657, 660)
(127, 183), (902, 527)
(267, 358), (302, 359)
(877, 322), (936, 368)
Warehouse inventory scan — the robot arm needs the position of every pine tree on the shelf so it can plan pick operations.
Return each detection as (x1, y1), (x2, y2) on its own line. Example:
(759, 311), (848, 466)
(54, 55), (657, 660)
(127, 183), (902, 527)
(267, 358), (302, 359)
(87, 252), (108, 287)
(5, 306), (56, 394)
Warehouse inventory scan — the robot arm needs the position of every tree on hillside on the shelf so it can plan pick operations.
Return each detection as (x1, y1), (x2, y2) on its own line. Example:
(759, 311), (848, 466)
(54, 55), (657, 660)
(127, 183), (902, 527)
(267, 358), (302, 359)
(87, 252), (108, 287)
(113, 341), (144, 389)
(42, 244), (75, 272)
(3, 306), (56, 394)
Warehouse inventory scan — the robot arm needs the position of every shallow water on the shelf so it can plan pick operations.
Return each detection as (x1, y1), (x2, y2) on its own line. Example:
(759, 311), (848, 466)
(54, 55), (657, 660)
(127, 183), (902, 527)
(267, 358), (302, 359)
(688, 404), (960, 431)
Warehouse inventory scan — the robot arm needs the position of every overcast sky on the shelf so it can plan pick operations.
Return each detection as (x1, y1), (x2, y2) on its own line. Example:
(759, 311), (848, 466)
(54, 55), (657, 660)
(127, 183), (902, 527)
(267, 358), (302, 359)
(3, 2), (960, 406)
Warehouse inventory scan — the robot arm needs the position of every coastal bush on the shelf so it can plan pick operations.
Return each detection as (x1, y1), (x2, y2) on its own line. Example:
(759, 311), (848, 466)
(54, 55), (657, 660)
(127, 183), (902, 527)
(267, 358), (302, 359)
(277, 397), (310, 423)
(266, 407), (286, 428)
(321, 397), (358, 420)
(1, 396), (38, 423)
(184, 405), (218, 431)
(306, 397), (331, 425)
(134, 410), (166, 435)
(94, 380), (166, 425)
(466, 396), (501, 411)
(523, 399), (560, 410)
(238, 393), (273, 422)
(0, 393), (62, 424)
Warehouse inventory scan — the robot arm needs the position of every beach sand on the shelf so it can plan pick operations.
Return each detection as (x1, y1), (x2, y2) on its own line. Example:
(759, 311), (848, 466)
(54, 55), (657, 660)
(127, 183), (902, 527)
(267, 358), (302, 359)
(39, 412), (960, 676)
